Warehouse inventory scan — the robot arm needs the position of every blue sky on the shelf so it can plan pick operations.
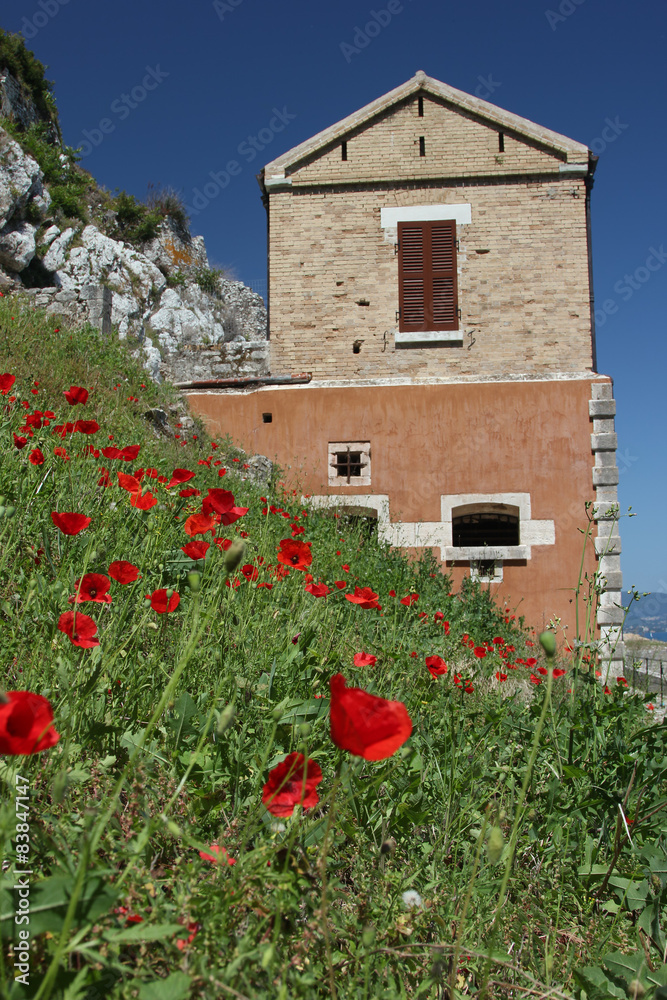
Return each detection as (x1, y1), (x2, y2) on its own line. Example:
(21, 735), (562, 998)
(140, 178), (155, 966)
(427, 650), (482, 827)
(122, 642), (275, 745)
(5, 0), (666, 593)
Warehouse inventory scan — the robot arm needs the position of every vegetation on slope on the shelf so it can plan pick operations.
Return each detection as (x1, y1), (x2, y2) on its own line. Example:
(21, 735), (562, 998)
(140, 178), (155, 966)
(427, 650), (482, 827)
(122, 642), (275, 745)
(0, 295), (665, 999)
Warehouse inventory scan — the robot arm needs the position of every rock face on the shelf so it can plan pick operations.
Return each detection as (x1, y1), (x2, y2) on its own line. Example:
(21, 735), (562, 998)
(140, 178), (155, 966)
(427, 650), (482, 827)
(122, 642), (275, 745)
(0, 124), (268, 383)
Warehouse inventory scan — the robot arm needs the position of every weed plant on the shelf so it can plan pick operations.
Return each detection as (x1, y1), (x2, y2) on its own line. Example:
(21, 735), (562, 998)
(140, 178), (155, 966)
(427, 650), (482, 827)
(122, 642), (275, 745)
(0, 296), (664, 999)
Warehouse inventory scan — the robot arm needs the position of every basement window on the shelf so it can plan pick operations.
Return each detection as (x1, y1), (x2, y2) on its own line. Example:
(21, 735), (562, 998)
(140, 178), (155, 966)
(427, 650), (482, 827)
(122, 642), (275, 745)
(453, 508), (520, 547)
(470, 559), (503, 584)
(328, 441), (371, 487)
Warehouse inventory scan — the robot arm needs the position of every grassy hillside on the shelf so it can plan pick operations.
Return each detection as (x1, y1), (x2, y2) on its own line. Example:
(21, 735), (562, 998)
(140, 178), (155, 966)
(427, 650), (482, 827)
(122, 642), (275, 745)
(0, 295), (664, 1000)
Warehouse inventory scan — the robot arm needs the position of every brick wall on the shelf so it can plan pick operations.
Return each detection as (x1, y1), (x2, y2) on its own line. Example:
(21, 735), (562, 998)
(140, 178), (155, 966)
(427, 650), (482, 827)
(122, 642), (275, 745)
(268, 176), (593, 379)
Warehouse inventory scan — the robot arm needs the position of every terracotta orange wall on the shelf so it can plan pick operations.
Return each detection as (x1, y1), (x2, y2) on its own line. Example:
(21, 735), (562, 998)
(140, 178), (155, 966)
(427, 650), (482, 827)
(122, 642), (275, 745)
(187, 378), (607, 639)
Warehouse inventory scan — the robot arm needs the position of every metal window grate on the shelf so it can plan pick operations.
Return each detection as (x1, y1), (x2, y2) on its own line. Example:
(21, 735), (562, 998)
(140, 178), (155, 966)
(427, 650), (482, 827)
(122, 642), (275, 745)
(331, 447), (366, 483)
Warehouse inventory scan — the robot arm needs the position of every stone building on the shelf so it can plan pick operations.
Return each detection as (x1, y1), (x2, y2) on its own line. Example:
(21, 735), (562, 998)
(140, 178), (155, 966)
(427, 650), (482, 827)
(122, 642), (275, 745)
(186, 71), (624, 663)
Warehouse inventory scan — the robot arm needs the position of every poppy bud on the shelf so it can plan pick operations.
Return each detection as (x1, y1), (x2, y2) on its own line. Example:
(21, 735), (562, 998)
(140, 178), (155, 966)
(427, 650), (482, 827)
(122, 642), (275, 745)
(0, 507), (4, 519)
(380, 837), (397, 856)
(298, 722), (311, 737)
(217, 703), (235, 734)
(629, 981), (646, 999)
(166, 821), (182, 837)
(223, 538), (246, 575)
(187, 571), (201, 593)
(166, 588), (174, 599)
(487, 826), (504, 864)
(4, 506), (15, 519)
(539, 631), (557, 658)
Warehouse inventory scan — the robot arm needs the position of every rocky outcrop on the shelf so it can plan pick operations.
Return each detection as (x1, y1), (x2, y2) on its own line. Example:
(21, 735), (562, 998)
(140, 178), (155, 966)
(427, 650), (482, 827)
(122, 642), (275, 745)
(0, 124), (268, 383)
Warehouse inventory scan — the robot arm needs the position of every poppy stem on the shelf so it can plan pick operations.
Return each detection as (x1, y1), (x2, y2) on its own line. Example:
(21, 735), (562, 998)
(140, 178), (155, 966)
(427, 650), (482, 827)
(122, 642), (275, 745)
(318, 753), (342, 1000)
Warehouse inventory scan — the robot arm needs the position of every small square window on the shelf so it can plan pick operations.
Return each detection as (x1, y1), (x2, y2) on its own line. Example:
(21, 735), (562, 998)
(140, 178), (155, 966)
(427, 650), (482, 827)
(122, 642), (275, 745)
(328, 441), (371, 487)
(470, 559), (503, 583)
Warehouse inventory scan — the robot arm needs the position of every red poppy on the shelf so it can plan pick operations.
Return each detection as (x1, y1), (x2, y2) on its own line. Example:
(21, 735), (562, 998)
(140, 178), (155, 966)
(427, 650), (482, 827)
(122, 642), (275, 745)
(473, 647), (487, 659)
(389, 590), (396, 597)
(13, 433), (28, 449)
(101, 445), (140, 461)
(64, 385), (89, 405)
(118, 472), (142, 494)
(262, 752), (323, 817)
(495, 671), (508, 682)
(434, 612), (444, 621)
(345, 586), (381, 610)
(51, 511), (91, 535)
(176, 921), (200, 951)
(553, 668), (567, 678)
(0, 692), (60, 754)
(201, 488), (235, 516)
(214, 537), (233, 552)
(277, 539), (313, 571)
(400, 594), (419, 606)
(179, 487), (201, 498)
(218, 506), (249, 525)
(425, 655), (447, 678)
(183, 513), (216, 537)
(198, 844), (236, 866)
(97, 468), (111, 487)
(334, 580), (347, 590)
(167, 468), (195, 490)
(108, 560), (140, 584)
(305, 581), (330, 598)
(353, 651), (377, 667)
(529, 674), (541, 686)
(241, 563), (259, 581)
(182, 540), (210, 560)
(130, 490), (157, 510)
(73, 419), (99, 434)
(69, 573), (112, 604)
(146, 589), (180, 613)
(525, 657), (537, 667)
(57, 610), (100, 648)
(329, 674), (412, 761)
(28, 447), (44, 465)
(0, 373), (16, 395)
(341, 564), (350, 573)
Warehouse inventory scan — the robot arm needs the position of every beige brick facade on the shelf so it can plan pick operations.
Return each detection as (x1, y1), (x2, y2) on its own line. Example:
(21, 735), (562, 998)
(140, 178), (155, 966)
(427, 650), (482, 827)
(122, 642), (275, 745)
(262, 73), (595, 381)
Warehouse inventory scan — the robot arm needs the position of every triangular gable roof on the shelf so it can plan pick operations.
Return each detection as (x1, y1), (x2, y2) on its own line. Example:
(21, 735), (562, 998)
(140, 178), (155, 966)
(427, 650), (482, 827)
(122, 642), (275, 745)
(263, 71), (590, 183)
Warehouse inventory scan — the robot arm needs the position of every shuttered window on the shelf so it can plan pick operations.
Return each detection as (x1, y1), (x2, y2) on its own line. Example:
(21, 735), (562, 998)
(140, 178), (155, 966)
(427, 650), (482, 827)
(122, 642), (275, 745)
(397, 220), (458, 332)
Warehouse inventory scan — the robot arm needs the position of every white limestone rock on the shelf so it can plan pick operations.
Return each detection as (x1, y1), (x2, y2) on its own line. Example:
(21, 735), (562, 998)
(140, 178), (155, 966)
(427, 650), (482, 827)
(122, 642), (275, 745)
(0, 128), (42, 229)
(147, 283), (226, 354)
(55, 225), (166, 302)
(40, 224), (61, 248)
(0, 220), (37, 271)
(43, 227), (75, 271)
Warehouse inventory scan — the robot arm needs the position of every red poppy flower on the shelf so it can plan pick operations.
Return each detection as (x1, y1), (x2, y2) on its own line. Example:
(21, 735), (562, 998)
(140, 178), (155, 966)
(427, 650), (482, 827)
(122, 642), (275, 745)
(108, 560), (140, 584)
(73, 419), (99, 434)
(341, 564), (350, 573)
(529, 674), (541, 686)
(329, 674), (412, 761)
(146, 589), (180, 613)
(57, 610), (100, 648)
(183, 513), (216, 537)
(182, 540), (210, 560)
(201, 488), (235, 517)
(130, 490), (157, 510)
(214, 537), (233, 552)
(434, 611), (444, 621)
(13, 433), (28, 449)
(118, 472), (142, 494)
(389, 590), (396, 597)
(64, 385), (89, 405)
(262, 752), (323, 817)
(0, 373), (16, 395)
(68, 573), (112, 604)
(353, 651), (377, 667)
(241, 563), (259, 582)
(345, 586), (381, 610)
(334, 581), (347, 590)
(400, 594), (419, 606)
(495, 671), (508, 682)
(218, 505), (249, 525)
(176, 921), (200, 951)
(0, 692), (60, 755)
(97, 468), (110, 487)
(28, 448), (44, 465)
(305, 581), (330, 597)
(51, 511), (92, 535)
(425, 655), (447, 677)
(198, 844), (235, 866)
(473, 647), (487, 659)
(179, 487), (201, 498)
(553, 668), (567, 678)
(167, 468), (195, 490)
(101, 445), (140, 461)
(277, 538), (313, 571)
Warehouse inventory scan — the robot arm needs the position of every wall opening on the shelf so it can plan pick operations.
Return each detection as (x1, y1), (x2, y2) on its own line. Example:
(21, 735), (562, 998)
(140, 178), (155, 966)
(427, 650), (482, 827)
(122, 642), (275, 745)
(419, 136), (426, 157)
(452, 504), (520, 547)
(418, 96), (424, 117)
(498, 132), (505, 153)
(341, 141), (347, 161)
(262, 412), (272, 423)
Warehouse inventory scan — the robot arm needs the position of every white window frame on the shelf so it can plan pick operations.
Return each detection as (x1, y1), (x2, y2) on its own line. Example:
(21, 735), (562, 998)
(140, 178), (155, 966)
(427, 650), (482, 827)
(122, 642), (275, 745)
(328, 441), (371, 487)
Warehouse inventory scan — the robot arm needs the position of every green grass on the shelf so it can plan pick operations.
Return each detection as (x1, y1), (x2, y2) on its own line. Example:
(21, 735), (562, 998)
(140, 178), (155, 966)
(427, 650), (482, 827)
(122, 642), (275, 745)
(0, 295), (665, 1000)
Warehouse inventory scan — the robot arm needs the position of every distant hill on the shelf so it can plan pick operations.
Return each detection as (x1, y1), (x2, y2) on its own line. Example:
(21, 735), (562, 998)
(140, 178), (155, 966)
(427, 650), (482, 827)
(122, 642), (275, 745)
(624, 591), (667, 639)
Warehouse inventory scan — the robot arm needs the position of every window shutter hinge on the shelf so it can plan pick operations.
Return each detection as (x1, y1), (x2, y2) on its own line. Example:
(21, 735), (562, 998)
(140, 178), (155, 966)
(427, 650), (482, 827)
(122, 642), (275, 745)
(456, 239), (460, 251)
(396, 309), (400, 322)
(394, 242), (399, 255)
(457, 307), (462, 320)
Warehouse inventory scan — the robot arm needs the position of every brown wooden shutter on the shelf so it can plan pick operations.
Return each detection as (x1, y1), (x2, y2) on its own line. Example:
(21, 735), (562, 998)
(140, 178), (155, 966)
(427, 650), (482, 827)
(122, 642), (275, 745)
(398, 220), (458, 332)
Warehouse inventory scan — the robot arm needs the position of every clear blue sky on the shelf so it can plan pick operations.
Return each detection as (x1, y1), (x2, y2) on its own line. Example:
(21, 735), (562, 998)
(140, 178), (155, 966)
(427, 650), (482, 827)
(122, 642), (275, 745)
(4, 0), (666, 593)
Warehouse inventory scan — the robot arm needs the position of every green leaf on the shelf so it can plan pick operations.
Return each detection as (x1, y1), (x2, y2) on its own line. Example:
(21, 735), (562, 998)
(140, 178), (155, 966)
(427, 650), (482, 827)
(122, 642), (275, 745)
(105, 922), (183, 943)
(562, 764), (587, 779)
(603, 949), (646, 986)
(279, 698), (328, 724)
(1, 874), (118, 937)
(138, 972), (192, 1000)
(574, 965), (625, 1000)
